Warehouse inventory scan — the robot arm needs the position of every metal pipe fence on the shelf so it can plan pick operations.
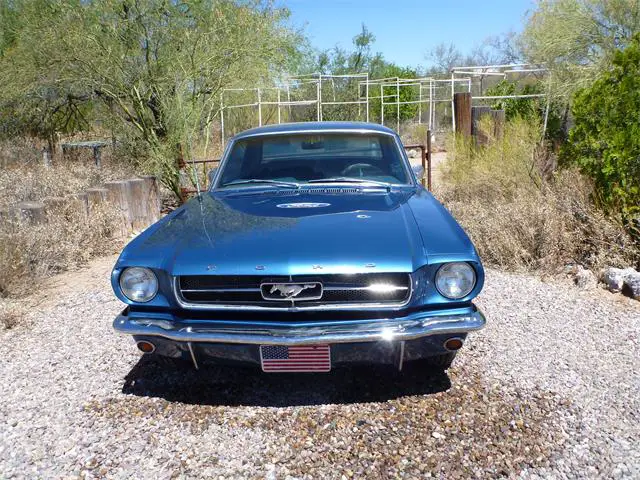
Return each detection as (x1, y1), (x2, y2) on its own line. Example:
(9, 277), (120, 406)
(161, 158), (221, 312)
(219, 64), (548, 145)
(450, 63), (549, 131)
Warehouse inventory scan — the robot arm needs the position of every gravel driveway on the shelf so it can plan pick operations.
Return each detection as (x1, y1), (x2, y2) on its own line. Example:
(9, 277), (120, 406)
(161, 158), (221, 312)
(1, 256), (638, 479)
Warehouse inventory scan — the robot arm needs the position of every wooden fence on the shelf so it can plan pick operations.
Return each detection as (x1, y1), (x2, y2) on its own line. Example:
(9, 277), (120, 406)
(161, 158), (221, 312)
(453, 92), (505, 144)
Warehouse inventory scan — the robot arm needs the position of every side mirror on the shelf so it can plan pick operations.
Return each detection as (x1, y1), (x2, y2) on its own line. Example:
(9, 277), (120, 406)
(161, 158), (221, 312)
(207, 167), (218, 187)
(411, 164), (424, 180)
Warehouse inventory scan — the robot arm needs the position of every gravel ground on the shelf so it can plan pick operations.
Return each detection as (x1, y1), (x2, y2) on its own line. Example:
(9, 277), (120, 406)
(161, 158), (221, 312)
(0, 256), (639, 479)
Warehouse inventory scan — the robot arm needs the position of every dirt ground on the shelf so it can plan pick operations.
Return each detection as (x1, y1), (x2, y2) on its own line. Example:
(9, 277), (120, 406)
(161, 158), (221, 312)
(1, 253), (638, 478)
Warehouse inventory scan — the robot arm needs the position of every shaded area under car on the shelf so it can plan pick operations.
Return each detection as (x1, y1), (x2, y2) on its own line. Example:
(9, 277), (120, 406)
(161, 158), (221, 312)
(121, 352), (452, 407)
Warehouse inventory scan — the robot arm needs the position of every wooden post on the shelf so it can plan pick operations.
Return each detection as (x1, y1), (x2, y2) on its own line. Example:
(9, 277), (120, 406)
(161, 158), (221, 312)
(86, 188), (107, 204)
(66, 193), (89, 221)
(43, 197), (67, 215)
(92, 146), (102, 168)
(490, 109), (505, 140)
(426, 131), (432, 191)
(42, 147), (52, 167)
(471, 106), (491, 145)
(104, 180), (132, 234)
(140, 175), (161, 223)
(86, 188), (109, 216)
(453, 92), (472, 138)
(127, 178), (147, 230)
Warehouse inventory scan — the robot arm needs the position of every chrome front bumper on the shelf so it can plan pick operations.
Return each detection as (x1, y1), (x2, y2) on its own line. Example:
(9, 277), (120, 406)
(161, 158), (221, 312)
(113, 308), (486, 346)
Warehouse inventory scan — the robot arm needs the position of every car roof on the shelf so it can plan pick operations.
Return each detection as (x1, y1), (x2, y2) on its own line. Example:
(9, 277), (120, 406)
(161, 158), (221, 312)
(232, 121), (398, 140)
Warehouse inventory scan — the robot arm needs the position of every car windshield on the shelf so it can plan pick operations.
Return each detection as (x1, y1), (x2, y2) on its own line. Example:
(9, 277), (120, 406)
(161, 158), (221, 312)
(217, 132), (411, 188)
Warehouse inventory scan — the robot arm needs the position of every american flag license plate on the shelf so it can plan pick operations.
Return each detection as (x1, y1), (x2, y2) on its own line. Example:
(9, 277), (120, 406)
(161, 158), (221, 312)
(259, 345), (331, 372)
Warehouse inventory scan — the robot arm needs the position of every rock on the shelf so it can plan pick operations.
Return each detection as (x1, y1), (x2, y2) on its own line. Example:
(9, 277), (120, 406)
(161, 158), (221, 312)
(601, 267), (636, 293)
(622, 271), (640, 300)
(574, 266), (596, 290)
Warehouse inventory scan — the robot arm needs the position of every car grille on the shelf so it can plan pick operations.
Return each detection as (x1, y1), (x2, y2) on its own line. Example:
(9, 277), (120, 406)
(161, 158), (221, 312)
(176, 273), (411, 309)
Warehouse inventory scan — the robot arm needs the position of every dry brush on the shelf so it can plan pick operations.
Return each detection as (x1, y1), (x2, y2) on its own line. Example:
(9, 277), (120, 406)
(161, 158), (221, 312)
(437, 117), (639, 273)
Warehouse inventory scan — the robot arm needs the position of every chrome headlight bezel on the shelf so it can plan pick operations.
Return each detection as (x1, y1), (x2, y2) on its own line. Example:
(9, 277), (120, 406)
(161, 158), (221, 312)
(119, 267), (158, 303)
(435, 262), (477, 299)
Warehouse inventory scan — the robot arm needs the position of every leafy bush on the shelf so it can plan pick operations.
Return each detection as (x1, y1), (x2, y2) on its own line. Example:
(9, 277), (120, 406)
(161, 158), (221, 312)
(484, 80), (564, 142)
(561, 34), (640, 222)
(521, 0), (640, 98)
(438, 118), (639, 272)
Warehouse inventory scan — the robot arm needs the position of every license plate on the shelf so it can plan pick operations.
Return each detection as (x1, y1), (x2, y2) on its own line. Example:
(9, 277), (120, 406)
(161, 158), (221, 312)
(259, 344), (331, 372)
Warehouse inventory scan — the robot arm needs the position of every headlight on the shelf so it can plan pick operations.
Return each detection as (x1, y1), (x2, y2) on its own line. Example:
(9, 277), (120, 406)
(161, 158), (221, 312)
(119, 267), (158, 302)
(435, 262), (476, 299)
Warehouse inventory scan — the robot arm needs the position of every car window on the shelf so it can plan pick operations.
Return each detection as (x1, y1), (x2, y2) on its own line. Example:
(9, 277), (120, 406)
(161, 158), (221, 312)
(218, 133), (410, 187)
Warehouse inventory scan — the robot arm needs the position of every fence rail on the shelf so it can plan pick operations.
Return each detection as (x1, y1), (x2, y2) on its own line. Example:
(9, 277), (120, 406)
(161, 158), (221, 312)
(219, 64), (547, 144)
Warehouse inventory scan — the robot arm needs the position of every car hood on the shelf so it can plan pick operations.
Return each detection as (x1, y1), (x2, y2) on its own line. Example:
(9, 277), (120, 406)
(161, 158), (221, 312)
(117, 188), (478, 276)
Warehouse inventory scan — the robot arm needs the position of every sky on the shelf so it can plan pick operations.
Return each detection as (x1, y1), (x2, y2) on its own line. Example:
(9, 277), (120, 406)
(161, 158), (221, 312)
(282, 0), (536, 69)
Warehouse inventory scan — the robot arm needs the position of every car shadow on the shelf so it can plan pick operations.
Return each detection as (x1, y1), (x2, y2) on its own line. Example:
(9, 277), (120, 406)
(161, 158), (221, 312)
(121, 356), (452, 407)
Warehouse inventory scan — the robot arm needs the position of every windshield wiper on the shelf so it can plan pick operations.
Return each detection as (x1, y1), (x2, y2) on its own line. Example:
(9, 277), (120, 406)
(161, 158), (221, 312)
(307, 177), (392, 187)
(222, 179), (300, 189)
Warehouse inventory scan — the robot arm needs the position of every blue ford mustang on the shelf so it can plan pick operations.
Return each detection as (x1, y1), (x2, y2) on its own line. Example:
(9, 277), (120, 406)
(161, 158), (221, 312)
(112, 122), (485, 373)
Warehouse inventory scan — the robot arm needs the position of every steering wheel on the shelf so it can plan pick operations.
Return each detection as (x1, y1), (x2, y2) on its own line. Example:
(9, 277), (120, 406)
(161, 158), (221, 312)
(341, 163), (385, 177)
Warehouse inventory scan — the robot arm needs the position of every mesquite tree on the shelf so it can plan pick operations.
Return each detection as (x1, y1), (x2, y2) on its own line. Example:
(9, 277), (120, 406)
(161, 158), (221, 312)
(521, 0), (640, 97)
(0, 0), (301, 197)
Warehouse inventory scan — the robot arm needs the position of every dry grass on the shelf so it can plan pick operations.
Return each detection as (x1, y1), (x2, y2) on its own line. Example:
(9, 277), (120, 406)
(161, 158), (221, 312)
(0, 138), (137, 298)
(0, 201), (123, 297)
(0, 201), (123, 296)
(0, 300), (25, 330)
(437, 117), (640, 273)
(401, 122), (431, 145)
(0, 135), (138, 208)
(0, 163), (136, 209)
(0, 137), (42, 168)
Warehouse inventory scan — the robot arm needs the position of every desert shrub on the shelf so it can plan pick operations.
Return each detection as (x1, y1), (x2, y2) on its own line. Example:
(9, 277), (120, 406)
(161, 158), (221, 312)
(0, 201), (123, 296)
(438, 117), (639, 272)
(0, 136), (153, 295)
(0, 300), (26, 330)
(484, 80), (564, 142)
(0, 137), (42, 168)
(561, 33), (640, 221)
(0, 161), (136, 209)
(401, 123), (431, 146)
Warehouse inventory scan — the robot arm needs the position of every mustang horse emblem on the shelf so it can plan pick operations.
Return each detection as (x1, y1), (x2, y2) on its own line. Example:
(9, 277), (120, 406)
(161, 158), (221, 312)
(270, 283), (316, 298)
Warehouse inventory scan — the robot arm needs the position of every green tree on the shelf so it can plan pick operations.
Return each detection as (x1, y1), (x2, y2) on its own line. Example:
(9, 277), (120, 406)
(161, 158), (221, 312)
(367, 64), (419, 123)
(309, 25), (419, 123)
(0, 0), (92, 144)
(315, 24), (386, 75)
(484, 80), (563, 141)
(561, 34), (640, 219)
(425, 32), (522, 75)
(522, 0), (640, 97)
(0, 0), (301, 197)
